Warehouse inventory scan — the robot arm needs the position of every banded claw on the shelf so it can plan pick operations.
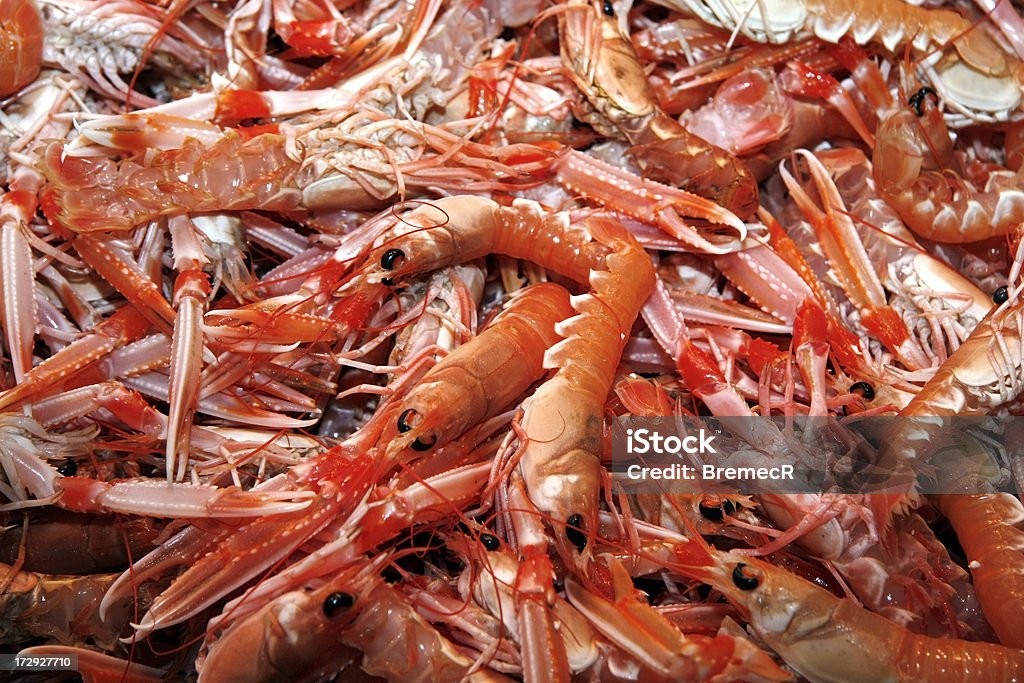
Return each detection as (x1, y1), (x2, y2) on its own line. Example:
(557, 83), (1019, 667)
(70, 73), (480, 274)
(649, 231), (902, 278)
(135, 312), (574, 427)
(553, 150), (748, 254)
(59, 477), (316, 518)
(18, 647), (164, 683)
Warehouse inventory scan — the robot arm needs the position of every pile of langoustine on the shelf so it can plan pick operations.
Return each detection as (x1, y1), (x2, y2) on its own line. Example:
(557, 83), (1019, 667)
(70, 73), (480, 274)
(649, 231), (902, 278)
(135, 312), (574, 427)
(5, 0), (1024, 679)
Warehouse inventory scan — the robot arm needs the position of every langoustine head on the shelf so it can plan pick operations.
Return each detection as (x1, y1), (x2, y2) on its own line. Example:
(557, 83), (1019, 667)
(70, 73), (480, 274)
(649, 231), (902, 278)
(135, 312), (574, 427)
(670, 540), (899, 683)
(198, 564), (375, 683)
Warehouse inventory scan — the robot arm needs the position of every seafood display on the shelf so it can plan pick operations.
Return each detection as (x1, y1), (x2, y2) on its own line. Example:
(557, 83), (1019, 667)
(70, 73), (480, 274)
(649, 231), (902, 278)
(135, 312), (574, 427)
(6, 0), (1024, 680)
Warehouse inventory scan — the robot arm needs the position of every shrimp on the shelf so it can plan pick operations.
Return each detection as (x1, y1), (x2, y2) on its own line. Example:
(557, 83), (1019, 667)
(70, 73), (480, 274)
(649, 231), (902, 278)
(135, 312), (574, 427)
(445, 528), (594, 676)
(0, 0), (43, 98)
(40, 117), (552, 234)
(670, 541), (1024, 682)
(895, 294), (1019, 420)
(565, 555), (792, 682)
(873, 290), (1020, 534)
(339, 578), (515, 683)
(355, 195), (655, 547)
(557, 0), (758, 220)
(196, 563), (373, 683)
(199, 559), (513, 682)
(352, 579), (515, 682)
(657, 0), (1024, 122)
(873, 87), (1024, 243)
(800, 147), (990, 364)
(933, 493), (1024, 649)
(384, 282), (575, 459)
(659, 0), (977, 48)
(106, 444), (384, 639)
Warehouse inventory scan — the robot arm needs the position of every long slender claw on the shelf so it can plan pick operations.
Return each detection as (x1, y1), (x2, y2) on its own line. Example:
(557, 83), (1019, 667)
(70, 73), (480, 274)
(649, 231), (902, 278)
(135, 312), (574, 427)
(672, 292), (790, 334)
(519, 598), (571, 683)
(100, 538), (195, 623)
(0, 222), (38, 382)
(125, 449), (378, 639)
(99, 511), (252, 621)
(73, 234), (175, 333)
(639, 277), (749, 416)
(781, 150), (930, 370)
(65, 90), (355, 157)
(123, 373), (320, 429)
(0, 306), (153, 411)
(658, 212), (749, 255)
(167, 272), (209, 482)
(60, 477), (316, 517)
(795, 341), (830, 417)
(67, 113), (225, 155)
(33, 382), (165, 434)
(565, 557), (731, 680)
(554, 150), (747, 251)
(781, 151), (884, 305)
(39, 264), (102, 332)
(18, 647), (165, 683)
(204, 392), (321, 427)
(129, 499), (343, 639)
(204, 308), (346, 344)
(515, 550), (571, 682)
(228, 462), (491, 615)
(714, 246), (816, 323)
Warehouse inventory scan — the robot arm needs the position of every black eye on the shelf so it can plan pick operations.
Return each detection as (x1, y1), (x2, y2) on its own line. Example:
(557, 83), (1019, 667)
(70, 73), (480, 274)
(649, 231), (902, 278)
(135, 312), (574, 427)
(908, 86), (938, 117)
(994, 286), (1009, 305)
(602, 0), (614, 16)
(566, 513), (587, 552)
(322, 591), (354, 617)
(481, 533), (500, 551)
(397, 408), (417, 433)
(732, 563), (760, 590)
(849, 381), (875, 401)
(699, 499), (724, 521)
(380, 248), (405, 270)
(397, 409), (435, 450)
(411, 433), (436, 451)
(56, 459), (78, 476)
